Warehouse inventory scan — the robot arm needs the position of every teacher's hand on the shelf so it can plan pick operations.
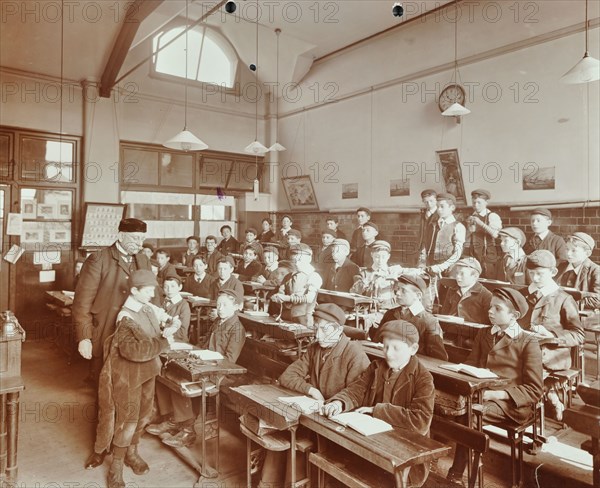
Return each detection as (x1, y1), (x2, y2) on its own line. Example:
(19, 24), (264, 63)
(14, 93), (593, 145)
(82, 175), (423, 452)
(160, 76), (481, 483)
(78, 339), (92, 360)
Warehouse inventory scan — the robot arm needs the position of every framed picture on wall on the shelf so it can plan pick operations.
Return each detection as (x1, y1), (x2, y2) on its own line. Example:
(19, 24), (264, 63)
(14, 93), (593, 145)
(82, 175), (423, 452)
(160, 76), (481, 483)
(21, 198), (37, 219)
(282, 175), (319, 211)
(436, 149), (467, 205)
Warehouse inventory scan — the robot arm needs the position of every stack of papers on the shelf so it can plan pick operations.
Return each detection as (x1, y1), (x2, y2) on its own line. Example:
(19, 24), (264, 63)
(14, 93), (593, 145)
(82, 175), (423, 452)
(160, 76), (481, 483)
(170, 342), (194, 351)
(278, 396), (323, 415)
(189, 350), (224, 360)
(439, 363), (498, 379)
(330, 412), (393, 436)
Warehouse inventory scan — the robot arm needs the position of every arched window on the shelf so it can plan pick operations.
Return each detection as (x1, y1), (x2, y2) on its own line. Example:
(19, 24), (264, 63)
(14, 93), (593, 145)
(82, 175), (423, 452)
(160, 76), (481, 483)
(152, 25), (238, 88)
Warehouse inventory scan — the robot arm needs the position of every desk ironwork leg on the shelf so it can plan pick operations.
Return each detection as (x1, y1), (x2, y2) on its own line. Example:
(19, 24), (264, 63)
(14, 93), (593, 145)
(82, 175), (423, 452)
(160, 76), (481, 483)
(215, 376), (224, 472)
(592, 437), (600, 488)
(198, 379), (218, 480)
(393, 467), (410, 488)
(5, 392), (19, 482)
(290, 425), (298, 488)
(246, 436), (252, 488)
(0, 393), (6, 477)
(596, 333), (600, 382)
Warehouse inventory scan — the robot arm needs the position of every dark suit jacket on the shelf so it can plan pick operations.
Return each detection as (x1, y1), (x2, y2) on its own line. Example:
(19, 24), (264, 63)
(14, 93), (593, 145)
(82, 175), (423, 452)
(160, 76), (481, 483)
(200, 314), (246, 362)
(440, 281), (493, 325)
(322, 258), (360, 293)
(466, 327), (543, 424)
(183, 273), (215, 298)
(217, 237), (240, 256)
(180, 251), (199, 267)
(524, 231), (568, 265)
(72, 244), (152, 357)
(164, 297), (191, 343)
(235, 260), (264, 281)
(557, 258), (600, 310)
(279, 335), (370, 400)
(209, 276), (244, 300)
(205, 250), (224, 276)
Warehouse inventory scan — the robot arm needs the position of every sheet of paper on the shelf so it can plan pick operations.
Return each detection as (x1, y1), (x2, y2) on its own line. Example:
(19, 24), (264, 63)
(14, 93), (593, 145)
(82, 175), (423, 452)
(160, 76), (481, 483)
(3, 244), (25, 264)
(331, 412), (393, 436)
(6, 213), (23, 235)
(188, 349), (224, 360)
(39, 270), (56, 283)
(278, 396), (323, 414)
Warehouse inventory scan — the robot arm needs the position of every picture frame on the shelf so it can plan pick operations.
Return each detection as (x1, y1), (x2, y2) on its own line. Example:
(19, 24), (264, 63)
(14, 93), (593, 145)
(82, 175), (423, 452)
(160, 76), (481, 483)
(523, 166), (556, 191)
(58, 201), (72, 219)
(49, 229), (71, 243)
(21, 198), (37, 219)
(389, 178), (410, 197)
(436, 149), (467, 205)
(37, 203), (56, 219)
(80, 203), (126, 248)
(282, 175), (319, 211)
(342, 183), (359, 200)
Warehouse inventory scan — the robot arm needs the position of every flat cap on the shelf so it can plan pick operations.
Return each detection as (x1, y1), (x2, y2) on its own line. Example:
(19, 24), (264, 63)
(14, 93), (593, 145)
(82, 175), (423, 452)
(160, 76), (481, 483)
(313, 303), (347, 327)
(217, 255), (236, 267)
(356, 207), (372, 216)
(371, 240), (391, 253)
(568, 232), (595, 252)
(289, 243), (313, 255)
(471, 189), (491, 200)
(332, 238), (350, 250)
(218, 287), (244, 305)
(119, 218), (147, 233)
(263, 246), (280, 256)
(287, 229), (302, 239)
(163, 272), (183, 286)
(526, 250), (556, 269)
(379, 320), (420, 346)
(278, 260), (297, 271)
(186, 235), (201, 243)
(499, 227), (526, 246)
(362, 221), (379, 232)
(492, 287), (529, 316)
(322, 229), (337, 238)
(245, 227), (258, 235)
(397, 274), (427, 294)
(437, 192), (457, 205)
(142, 242), (154, 252)
(453, 257), (482, 274)
(420, 189), (437, 199)
(531, 207), (552, 219)
(131, 269), (158, 288)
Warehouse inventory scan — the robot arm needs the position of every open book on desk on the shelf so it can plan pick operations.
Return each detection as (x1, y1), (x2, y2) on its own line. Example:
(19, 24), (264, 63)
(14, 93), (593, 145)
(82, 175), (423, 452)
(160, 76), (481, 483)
(278, 396), (323, 415)
(439, 363), (498, 379)
(189, 349), (224, 360)
(330, 412), (393, 436)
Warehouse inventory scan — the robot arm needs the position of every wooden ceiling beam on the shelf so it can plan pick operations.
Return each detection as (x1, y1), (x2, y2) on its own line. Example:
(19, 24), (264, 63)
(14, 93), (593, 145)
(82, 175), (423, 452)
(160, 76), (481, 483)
(99, 0), (164, 98)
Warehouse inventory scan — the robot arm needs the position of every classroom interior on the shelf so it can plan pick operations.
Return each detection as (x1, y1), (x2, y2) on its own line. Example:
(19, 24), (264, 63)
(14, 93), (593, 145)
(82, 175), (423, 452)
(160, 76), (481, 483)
(1, 0), (600, 487)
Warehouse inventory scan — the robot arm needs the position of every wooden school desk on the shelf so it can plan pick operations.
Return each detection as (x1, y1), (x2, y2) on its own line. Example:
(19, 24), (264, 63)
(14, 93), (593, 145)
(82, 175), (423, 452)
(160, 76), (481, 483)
(301, 410), (451, 488)
(317, 289), (376, 329)
(582, 312), (600, 380)
(158, 353), (246, 485)
(241, 281), (277, 312)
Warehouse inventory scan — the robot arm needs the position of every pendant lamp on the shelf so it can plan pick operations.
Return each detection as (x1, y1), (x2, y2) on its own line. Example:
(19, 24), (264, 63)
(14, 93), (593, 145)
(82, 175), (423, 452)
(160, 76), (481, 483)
(442, 0), (470, 120)
(163, 0), (208, 151)
(269, 28), (286, 152)
(561, 0), (600, 84)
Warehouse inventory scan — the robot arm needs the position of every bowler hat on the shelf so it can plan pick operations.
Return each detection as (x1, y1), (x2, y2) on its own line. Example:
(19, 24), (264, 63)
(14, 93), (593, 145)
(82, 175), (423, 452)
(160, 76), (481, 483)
(379, 320), (420, 346)
(119, 218), (147, 233)
(313, 303), (347, 326)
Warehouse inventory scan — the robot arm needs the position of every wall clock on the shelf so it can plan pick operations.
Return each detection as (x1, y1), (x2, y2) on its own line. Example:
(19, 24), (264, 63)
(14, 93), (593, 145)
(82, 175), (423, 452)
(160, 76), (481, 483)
(438, 84), (466, 112)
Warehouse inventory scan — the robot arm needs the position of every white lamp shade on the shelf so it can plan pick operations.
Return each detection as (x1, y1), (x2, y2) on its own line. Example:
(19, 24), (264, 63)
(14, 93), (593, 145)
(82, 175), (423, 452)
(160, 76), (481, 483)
(245, 140), (269, 155)
(163, 130), (208, 151)
(561, 53), (600, 84)
(442, 103), (471, 116)
(268, 142), (286, 152)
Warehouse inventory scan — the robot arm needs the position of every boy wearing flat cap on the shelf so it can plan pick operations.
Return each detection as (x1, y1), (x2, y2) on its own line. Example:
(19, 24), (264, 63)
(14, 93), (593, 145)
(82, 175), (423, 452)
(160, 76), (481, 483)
(498, 227), (528, 285)
(524, 208), (568, 266)
(446, 287), (543, 485)
(557, 232), (600, 310)
(441, 257), (493, 325)
(352, 221), (379, 268)
(421, 193), (466, 276)
(322, 239), (360, 293)
(244, 227), (264, 262)
(520, 250), (584, 420)
(92, 270), (181, 487)
(272, 244), (322, 327)
(376, 275), (448, 361)
(324, 320), (435, 488)
(466, 189), (502, 279)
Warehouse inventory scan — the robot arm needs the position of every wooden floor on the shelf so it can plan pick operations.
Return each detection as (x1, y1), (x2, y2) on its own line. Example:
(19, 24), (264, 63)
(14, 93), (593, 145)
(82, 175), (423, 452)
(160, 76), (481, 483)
(14, 338), (595, 488)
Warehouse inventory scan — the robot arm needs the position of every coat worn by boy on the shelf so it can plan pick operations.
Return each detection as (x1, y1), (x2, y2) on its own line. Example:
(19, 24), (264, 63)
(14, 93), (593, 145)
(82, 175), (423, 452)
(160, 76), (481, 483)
(329, 356), (435, 487)
(279, 335), (370, 400)
(199, 315), (246, 362)
(557, 258), (600, 310)
(441, 281), (493, 325)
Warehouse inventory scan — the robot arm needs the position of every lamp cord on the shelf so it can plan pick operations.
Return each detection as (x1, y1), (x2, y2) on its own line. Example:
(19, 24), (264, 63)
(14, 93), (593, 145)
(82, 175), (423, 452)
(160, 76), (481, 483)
(59, 0), (64, 165)
(184, 0), (189, 130)
(585, 0), (589, 53)
(255, 1), (259, 142)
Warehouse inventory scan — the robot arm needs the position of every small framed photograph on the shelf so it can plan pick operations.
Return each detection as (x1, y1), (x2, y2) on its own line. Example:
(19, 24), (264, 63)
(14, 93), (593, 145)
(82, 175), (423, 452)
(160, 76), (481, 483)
(282, 175), (319, 211)
(37, 203), (56, 219)
(21, 198), (37, 219)
(50, 229), (71, 243)
(58, 201), (71, 218)
(523, 166), (556, 191)
(436, 149), (467, 205)
(22, 229), (42, 243)
(342, 183), (358, 200)
(390, 178), (410, 197)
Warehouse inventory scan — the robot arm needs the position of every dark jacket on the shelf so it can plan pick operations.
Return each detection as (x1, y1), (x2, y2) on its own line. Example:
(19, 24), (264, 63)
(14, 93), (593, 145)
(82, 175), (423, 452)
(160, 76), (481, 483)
(524, 231), (568, 265)
(279, 335), (370, 400)
(235, 260), (264, 282)
(217, 237), (240, 256)
(209, 275), (245, 301)
(180, 251), (200, 267)
(557, 258), (600, 310)
(205, 250), (224, 276)
(200, 314), (246, 362)
(259, 230), (275, 243)
(322, 258), (360, 293)
(330, 356), (435, 487)
(441, 281), (493, 325)
(466, 327), (543, 424)
(164, 297), (191, 343)
(183, 273), (215, 298)
(72, 244), (152, 357)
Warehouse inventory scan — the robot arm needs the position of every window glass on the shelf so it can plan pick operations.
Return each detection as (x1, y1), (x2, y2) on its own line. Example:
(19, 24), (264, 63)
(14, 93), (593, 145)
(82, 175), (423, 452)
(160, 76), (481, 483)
(21, 137), (75, 182)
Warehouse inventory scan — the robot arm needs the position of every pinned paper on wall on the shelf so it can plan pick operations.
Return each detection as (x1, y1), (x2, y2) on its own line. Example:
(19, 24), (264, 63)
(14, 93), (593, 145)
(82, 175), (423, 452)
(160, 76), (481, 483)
(41, 263), (53, 271)
(39, 270), (56, 283)
(33, 249), (61, 265)
(3, 244), (25, 264)
(6, 213), (23, 235)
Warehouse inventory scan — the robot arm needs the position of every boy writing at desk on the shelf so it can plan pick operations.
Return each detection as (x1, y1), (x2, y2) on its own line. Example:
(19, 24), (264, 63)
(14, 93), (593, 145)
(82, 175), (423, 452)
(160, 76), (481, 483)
(446, 287), (544, 486)
(323, 320), (435, 488)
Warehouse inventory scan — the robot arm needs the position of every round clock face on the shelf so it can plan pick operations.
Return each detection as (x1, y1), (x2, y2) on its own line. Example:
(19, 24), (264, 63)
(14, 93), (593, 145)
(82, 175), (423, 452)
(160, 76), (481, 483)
(438, 84), (466, 112)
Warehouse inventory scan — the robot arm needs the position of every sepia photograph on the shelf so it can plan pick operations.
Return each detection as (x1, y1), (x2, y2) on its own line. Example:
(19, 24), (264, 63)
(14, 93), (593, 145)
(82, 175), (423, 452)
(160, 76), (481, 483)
(436, 149), (467, 205)
(342, 183), (359, 199)
(282, 175), (319, 210)
(390, 178), (410, 197)
(523, 166), (556, 191)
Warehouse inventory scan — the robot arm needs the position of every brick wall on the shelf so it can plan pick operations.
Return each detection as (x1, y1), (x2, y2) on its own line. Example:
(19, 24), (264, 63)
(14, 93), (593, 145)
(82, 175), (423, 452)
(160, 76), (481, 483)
(275, 205), (600, 266)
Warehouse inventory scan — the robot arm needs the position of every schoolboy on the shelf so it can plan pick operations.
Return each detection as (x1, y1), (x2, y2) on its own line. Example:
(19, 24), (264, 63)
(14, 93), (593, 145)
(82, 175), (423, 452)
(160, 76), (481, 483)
(322, 239), (360, 293)
(204, 235), (223, 276)
(281, 228), (302, 260)
(351, 240), (399, 309)
(271, 243), (322, 327)
(254, 246), (283, 285)
(558, 232), (600, 310)
(209, 256), (244, 301)
(350, 207), (372, 252)
(375, 275), (448, 361)
(524, 208), (568, 265)
(352, 221), (379, 268)
(183, 255), (215, 298)
(155, 249), (177, 287)
(521, 250), (584, 420)
(418, 189), (438, 265)
(323, 320), (435, 488)
(326, 216), (346, 239)
(235, 245), (264, 281)
(314, 229), (336, 273)
(498, 227), (528, 285)
(147, 288), (246, 449)
(163, 273), (191, 343)
(441, 257), (492, 325)
(466, 189), (502, 279)
(259, 218), (275, 243)
(141, 242), (154, 260)
(243, 227), (264, 262)
(181, 236), (201, 267)
(276, 215), (294, 248)
(422, 193), (466, 275)
(446, 287), (544, 485)
(92, 270), (180, 488)
(217, 225), (240, 255)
